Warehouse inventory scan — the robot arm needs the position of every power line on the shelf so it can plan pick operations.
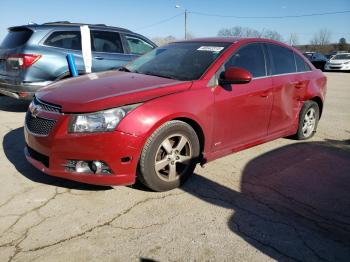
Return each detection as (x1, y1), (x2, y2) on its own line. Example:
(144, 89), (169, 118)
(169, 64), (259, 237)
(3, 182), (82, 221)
(135, 13), (183, 31)
(189, 10), (350, 19)
(133, 10), (350, 32)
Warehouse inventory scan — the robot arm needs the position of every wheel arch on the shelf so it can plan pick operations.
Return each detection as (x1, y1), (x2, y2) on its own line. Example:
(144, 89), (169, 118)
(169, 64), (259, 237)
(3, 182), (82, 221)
(310, 96), (323, 118)
(173, 117), (205, 156)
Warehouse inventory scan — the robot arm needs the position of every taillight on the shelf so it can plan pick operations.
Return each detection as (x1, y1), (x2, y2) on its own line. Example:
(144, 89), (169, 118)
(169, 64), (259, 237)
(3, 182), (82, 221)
(7, 54), (41, 69)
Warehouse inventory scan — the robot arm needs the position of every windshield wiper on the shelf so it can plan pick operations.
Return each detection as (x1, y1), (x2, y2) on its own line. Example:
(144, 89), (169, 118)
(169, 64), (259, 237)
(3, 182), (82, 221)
(142, 72), (178, 80)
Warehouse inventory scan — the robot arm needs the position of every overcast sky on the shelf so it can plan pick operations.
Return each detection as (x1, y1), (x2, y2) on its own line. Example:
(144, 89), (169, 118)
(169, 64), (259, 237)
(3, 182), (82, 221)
(0, 0), (349, 44)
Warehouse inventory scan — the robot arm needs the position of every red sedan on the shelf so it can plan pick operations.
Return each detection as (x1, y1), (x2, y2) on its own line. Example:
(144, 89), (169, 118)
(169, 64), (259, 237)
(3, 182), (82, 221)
(24, 37), (327, 191)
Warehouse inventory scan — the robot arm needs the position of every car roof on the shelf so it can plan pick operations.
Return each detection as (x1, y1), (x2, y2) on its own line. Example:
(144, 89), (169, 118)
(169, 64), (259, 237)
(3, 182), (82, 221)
(9, 21), (133, 33)
(173, 37), (293, 46)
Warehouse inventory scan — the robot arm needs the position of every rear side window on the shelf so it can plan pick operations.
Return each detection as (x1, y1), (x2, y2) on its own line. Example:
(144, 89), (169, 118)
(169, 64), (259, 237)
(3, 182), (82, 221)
(125, 35), (154, 55)
(91, 31), (123, 53)
(0, 28), (33, 48)
(44, 31), (81, 50)
(294, 53), (311, 72)
(225, 43), (266, 78)
(268, 44), (296, 75)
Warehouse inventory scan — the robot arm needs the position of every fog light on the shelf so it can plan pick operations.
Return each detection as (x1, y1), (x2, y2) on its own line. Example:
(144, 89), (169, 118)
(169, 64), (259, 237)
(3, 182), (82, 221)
(76, 161), (91, 173)
(91, 161), (102, 174)
(64, 160), (113, 175)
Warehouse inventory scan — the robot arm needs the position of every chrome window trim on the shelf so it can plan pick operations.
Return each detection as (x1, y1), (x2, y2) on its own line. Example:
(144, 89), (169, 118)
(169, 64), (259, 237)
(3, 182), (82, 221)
(209, 64), (313, 87)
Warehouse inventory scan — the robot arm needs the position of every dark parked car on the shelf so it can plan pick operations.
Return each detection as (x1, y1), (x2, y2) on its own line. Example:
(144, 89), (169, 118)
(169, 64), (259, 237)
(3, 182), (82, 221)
(303, 52), (328, 71)
(24, 37), (327, 191)
(0, 22), (157, 99)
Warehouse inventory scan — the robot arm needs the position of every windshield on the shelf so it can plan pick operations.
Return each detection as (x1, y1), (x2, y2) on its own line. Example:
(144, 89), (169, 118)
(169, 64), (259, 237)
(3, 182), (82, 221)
(332, 54), (350, 60)
(125, 42), (230, 81)
(0, 28), (33, 49)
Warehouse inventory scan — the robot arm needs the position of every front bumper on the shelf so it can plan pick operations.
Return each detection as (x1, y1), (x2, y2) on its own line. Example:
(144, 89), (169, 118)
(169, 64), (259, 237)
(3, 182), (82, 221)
(0, 78), (52, 100)
(324, 64), (350, 71)
(24, 111), (144, 186)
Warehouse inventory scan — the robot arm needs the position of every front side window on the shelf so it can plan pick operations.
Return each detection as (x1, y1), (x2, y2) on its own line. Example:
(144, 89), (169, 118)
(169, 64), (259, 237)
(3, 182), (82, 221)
(125, 35), (154, 55)
(269, 44), (296, 75)
(294, 53), (311, 72)
(224, 43), (266, 78)
(91, 31), (123, 53)
(125, 42), (230, 81)
(44, 31), (81, 50)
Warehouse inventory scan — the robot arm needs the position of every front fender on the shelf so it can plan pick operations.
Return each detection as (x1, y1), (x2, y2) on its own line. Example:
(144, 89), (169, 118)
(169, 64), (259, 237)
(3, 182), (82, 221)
(116, 87), (214, 153)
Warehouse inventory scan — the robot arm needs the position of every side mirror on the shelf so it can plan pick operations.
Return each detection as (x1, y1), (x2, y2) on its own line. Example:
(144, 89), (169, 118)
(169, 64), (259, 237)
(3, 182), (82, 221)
(219, 67), (252, 85)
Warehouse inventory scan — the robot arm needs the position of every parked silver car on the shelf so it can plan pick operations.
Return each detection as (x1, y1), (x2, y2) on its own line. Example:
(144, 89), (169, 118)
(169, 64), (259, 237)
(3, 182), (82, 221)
(0, 22), (157, 99)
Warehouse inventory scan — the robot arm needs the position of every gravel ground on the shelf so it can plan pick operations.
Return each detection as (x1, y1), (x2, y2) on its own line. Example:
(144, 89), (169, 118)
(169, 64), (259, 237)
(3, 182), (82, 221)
(0, 72), (349, 262)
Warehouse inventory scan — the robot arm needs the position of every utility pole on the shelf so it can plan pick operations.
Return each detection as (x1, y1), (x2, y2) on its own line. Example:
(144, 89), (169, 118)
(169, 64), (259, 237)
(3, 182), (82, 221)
(176, 5), (188, 40)
(184, 9), (187, 40)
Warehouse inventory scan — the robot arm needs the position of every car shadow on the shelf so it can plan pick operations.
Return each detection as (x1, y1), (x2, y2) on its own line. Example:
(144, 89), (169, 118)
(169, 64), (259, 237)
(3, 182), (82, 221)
(182, 139), (350, 261)
(2, 127), (112, 191)
(0, 96), (31, 112)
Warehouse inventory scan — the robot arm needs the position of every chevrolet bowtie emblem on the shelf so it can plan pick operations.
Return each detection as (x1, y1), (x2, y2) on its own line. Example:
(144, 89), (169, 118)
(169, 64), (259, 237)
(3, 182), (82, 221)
(30, 104), (41, 118)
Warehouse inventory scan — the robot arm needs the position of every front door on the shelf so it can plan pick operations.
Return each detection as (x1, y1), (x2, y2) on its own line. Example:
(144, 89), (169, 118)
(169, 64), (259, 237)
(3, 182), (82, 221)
(212, 43), (273, 151)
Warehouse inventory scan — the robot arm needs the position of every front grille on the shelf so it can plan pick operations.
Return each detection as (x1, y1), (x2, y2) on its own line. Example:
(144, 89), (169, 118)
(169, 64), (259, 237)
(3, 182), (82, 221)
(25, 111), (57, 136)
(33, 97), (62, 113)
(27, 145), (50, 168)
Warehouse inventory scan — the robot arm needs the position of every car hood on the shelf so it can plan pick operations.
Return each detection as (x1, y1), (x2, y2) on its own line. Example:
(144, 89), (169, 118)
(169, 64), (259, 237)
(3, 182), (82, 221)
(329, 59), (350, 64)
(36, 71), (192, 113)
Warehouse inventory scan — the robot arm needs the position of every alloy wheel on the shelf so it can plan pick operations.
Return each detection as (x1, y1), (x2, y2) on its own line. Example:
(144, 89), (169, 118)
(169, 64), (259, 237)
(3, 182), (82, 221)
(154, 134), (192, 182)
(302, 108), (316, 137)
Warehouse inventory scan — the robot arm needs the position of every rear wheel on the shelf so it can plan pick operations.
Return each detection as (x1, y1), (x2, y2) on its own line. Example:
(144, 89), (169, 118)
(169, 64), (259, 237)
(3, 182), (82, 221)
(138, 120), (200, 192)
(294, 101), (320, 140)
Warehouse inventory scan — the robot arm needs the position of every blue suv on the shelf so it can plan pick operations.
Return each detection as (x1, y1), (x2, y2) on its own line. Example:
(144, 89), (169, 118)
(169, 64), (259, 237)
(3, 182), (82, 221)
(0, 22), (157, 99)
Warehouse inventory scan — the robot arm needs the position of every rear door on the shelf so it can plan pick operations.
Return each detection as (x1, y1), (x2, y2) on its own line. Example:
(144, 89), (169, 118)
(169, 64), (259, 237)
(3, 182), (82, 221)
(266, 43), (306, 135)
(90, 30), (132, 71)
(42, 30), (85, 75)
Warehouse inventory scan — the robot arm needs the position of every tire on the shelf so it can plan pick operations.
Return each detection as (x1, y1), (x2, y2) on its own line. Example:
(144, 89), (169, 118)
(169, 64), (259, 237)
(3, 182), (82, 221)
(138, 120), (200, 192)
(294, 101), (320, 140)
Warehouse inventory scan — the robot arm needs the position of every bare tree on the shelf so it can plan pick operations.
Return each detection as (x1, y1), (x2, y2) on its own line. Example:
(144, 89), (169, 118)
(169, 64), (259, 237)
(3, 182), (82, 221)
(310, 29), (331, 46)
(244, 28), (261, 37)
(218, 26), (245, 37)
(218, 26), (282, 41)
(262, 30), (283, 41)
(338, 37), (348, 51)
(288, 33), (299, 46)
(151, 35), (177, 46)
(217, 26), (261, 38)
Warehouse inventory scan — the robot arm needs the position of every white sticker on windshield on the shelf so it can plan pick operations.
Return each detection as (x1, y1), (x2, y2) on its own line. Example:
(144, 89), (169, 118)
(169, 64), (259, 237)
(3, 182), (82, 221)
(197, 46), (224, 52)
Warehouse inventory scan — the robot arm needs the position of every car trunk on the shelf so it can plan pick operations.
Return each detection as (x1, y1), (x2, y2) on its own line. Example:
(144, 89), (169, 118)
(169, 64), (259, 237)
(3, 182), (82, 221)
(0, 27), (33, 78)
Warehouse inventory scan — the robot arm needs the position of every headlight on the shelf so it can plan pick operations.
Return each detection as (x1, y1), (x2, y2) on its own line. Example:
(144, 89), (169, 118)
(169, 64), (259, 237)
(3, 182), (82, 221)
(344, 61), (350, 64)
(68, 104), (141, 133)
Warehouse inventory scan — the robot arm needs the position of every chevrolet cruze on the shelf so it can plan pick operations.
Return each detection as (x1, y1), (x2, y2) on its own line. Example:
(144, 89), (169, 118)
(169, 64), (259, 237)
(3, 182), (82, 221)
(24, 38), (327, 191)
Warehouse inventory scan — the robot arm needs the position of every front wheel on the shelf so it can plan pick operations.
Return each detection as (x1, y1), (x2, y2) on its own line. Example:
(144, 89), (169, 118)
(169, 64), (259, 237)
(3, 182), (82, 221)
(138, 120), (200, 191)
(294, 101), (320, 140)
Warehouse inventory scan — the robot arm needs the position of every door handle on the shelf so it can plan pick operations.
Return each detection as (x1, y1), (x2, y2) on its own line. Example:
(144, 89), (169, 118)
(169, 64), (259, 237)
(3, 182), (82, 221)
(94, 56), (104, 60)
